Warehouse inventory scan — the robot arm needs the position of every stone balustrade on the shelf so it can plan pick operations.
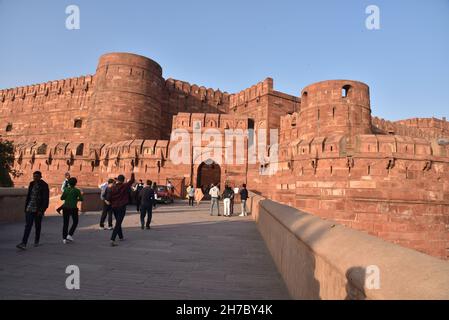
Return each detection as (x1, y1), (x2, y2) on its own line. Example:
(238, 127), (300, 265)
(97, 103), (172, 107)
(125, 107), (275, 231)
(248, 191), (449, 300)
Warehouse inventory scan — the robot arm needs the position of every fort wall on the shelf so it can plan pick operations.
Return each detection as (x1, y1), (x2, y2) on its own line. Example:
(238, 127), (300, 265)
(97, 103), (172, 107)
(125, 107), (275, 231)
(0, 75), (94, 143)
(1, 52), (448, 260)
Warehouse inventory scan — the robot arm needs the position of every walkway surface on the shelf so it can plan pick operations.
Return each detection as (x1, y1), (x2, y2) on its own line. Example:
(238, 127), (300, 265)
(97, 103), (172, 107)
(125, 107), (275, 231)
(0, 201), (290, 299)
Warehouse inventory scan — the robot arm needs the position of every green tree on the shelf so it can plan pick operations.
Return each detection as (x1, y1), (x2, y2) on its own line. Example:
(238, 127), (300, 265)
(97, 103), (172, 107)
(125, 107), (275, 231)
(0, 139), (17, 187)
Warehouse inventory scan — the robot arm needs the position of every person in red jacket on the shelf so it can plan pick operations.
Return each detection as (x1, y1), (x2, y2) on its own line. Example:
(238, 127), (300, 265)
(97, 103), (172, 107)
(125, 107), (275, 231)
(106, 172), (135, 246)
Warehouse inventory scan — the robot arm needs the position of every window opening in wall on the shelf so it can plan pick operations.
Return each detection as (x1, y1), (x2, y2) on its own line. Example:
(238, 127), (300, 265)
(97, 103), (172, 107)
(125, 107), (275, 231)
(248, 118), (255, 148)
(74, 119), (82, 128)
(76, 143), (84, 156)
(342, 85), (351, 98)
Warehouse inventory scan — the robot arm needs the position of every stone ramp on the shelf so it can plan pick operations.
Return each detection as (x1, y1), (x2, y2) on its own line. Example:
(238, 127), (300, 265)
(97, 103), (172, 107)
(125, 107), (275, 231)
(0, 201), (290, 299)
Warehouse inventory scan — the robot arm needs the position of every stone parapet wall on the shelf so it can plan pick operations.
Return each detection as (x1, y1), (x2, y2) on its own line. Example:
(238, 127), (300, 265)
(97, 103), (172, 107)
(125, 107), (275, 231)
(0, 187), (28, 223)
(249, 192), (449, 300)
(0, 187), (103, 223)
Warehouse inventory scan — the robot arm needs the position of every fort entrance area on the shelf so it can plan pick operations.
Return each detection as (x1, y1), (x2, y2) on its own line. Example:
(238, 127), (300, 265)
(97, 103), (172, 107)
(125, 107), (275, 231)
(1, 52), (448, 260)
(196, 160), (221, 197)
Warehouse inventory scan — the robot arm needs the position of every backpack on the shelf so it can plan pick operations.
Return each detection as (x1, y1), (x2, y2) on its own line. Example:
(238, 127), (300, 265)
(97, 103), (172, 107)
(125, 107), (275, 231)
(100, 184), (108, 200)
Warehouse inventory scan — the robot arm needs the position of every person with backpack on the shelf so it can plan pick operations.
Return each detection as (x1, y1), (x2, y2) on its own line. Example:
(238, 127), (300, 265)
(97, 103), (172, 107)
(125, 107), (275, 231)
(139, 180), (155, 230)
(133, 180), (145, 213)
(99, 178), (115, 230)
(60, 177), (83, 244)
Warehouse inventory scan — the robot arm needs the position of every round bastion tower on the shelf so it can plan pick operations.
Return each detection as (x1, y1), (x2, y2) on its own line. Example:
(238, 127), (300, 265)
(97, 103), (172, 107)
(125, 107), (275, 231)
(298, 80), (372, 139)
(88, 52), (165, 142)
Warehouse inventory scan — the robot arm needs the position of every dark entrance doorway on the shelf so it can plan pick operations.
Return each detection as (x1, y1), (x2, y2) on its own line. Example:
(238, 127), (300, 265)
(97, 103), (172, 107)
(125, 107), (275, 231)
(197, 160), (221, 199)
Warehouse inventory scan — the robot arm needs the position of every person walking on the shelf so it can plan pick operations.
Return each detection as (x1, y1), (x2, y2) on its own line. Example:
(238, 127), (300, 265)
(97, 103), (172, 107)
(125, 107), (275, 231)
(16, 171), (50, 250)
(187, 184), (195, 206)
(152, 181), (158, 208)
(209, 183), (220, 216)
(60, 177), (83, 244)
(106, 172), (135, 247)
(56, 172), (71, 214)
(239, 184), (249, 216)
(133, 180), (144, 213)
(139, 180), (155, 230)
(222, 185), (234, 217)
(99, 178), (115, 230)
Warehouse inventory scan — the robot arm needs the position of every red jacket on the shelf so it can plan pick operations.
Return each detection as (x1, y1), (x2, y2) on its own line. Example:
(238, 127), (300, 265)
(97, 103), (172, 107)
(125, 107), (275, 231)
(107, 175), (135, 208)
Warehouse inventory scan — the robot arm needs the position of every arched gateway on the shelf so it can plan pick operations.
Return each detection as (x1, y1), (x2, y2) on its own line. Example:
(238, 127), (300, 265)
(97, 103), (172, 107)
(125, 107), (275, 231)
(196, 160), (221, 198)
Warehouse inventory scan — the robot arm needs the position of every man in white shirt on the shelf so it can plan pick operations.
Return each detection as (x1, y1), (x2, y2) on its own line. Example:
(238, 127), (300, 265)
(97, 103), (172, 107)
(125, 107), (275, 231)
(208, 183), (220, 216)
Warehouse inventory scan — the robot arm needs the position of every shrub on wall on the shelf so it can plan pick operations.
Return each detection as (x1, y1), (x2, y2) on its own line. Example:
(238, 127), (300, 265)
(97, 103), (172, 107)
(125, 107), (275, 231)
(0, 139), (17, 187)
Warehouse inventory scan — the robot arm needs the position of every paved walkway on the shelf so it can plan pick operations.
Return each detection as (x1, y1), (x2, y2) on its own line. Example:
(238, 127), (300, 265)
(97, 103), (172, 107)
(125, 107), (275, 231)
(0, 201), (290, 299)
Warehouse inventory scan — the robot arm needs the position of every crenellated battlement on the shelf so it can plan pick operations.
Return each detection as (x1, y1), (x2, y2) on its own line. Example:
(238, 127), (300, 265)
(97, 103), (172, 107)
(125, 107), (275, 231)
(0, 75), (94, 102)
(165, 78), (230, 106)
(172, 112), (249, 130)
(229, 78), (273, 108)
(372, 116), (449, 140)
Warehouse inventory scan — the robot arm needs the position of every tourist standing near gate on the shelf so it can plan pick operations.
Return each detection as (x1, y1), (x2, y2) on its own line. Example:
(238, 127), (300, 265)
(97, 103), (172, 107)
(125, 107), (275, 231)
(209, 183), (220, 216)
(99, 178), (115, 230)
(60, 177), (83, 244)
(139, 180), (155, 230)
(133, 180), (144, 213)
(187, 184), (195, 206)
(239, 184), (249, 216)
(222, 185), (234, 217)
(16, 171), (50, 250)
(106, 172), (135, 247)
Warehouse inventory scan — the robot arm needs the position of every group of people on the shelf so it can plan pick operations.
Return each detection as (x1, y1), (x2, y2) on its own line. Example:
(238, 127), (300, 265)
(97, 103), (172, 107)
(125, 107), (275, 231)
(185, 184), (206, 206)
(16, 171), (158, 250)
(184, 183), (249, 217)
(15, 171), (250, 251)
(99, 177), (158, 234)
(16, 171), (85, 249)
(207, 183), (249, 217)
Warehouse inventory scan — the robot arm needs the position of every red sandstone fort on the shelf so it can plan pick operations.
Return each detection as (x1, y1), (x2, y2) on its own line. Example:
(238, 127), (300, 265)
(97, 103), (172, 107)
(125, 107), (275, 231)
(1, 52), (448, 259)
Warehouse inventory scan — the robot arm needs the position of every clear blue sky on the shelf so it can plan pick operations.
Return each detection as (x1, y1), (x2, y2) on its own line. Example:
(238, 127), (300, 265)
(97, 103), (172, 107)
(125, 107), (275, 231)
(0, 0), (448, 120)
